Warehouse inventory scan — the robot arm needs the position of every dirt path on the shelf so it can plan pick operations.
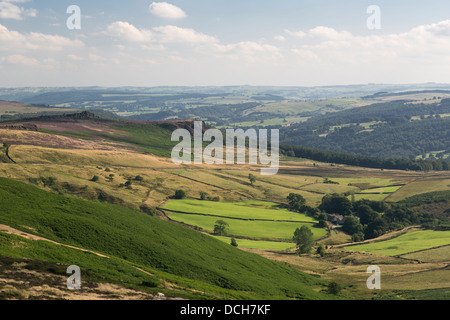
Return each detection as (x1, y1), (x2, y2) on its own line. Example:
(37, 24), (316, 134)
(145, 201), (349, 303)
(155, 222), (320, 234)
(0, 223), (200, 299)
(0, 224), (110, 258)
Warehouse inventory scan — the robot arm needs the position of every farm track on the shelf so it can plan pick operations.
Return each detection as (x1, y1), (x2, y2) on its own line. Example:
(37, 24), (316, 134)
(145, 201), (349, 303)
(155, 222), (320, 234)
(0, 224), (110, 258)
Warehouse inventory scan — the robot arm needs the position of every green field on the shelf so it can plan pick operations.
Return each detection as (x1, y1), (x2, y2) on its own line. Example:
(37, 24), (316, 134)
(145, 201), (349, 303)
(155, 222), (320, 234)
(169, 213), (326, 241)
(359, 185), (403, 194)
(344, 230), (450, 256)
(163, 199), (316, 222)
(401, 245), (450, 263)
(349, 193), (390, 202)
(164, 199), (328, 246)
(387, 178), (450, 202)
(213, 236), (295, 251)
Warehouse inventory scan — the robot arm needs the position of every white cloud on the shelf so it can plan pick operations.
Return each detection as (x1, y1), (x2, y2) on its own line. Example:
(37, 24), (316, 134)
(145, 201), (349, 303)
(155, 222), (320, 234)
(6, 16), (450, 87)
(0, 23), (84, 52)
(0, 0), (37, 20)
(285, 20), (450, 56)
(88, 54), (106, 62)
(412, 20), (450, 37)
(276, 20), (450, 85)
(153, 25), (217, 44)
(149, 2), (186, 19)
(107, 21), (153, 42)
(4, 54), (38, 65)
(106, 21), (280, 63)
(284, 29), (306, 39)
(68, 54), (82, 61)
(107, 22), (217, 45)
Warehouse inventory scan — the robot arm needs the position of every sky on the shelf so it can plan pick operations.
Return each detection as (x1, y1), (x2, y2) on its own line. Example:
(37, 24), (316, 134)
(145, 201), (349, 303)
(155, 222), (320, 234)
(2, 0), (450, 87)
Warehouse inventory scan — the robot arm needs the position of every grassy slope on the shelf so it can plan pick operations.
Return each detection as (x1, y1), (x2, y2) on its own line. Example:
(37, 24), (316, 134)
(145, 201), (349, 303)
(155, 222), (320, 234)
(344, 230), (450, 256)
(38, 120), (177, 158)
(169, 213), (327, 241)
(0, 177), (333, 300)
(163, 199), (316, 222)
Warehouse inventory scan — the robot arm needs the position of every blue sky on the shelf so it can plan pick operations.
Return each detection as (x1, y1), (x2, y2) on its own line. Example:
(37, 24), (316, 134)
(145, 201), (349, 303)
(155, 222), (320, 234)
(2, 0), (450, 87)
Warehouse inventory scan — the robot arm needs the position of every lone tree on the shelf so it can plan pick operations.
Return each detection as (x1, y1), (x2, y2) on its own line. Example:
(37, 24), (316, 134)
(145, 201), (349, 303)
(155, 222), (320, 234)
(199, 191), (209, 200)
(124, 179), (133, 189)
(248, 174), (256, 186)
(319, 193), (353, 216)
(230, 238), (238, 247)
(293, 225), (315, 254)
(328, 282), (342, 295)
(174, 189), (187, 199)
(214, 220), (229, 236)
(287, 193), (306, 212)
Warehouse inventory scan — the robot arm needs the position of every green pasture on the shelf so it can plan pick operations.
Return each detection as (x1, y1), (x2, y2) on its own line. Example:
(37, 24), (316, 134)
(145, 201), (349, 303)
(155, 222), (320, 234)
(168, 213), (327, 241)
(212, 236), (295, 251)
(163, 199), (316, 222)
(360, 185), (403, 194)
(349, 193), (390, 202)
(344, 230), (450, 256)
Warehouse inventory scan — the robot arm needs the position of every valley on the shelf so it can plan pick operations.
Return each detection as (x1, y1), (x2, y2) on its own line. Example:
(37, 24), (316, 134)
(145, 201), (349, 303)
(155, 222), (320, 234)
(0, 88), (449, 301)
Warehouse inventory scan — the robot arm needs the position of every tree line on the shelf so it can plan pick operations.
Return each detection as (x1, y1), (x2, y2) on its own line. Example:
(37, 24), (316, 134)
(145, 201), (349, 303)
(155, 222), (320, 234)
(278, 99), (450, 161)
(280, 144), (450, 171)
(288, 192), (443, 254)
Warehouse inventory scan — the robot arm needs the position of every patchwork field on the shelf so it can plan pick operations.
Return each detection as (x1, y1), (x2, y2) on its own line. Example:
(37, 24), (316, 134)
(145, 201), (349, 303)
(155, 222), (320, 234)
(213, 236), (295, 251)
(169, 213), (325, 242)
(343, 230), (450, 256)
(163, 200), (316, 222)
(163, 199), (327, 247)
(0, 101), (78, 116)
(0, 115), (449, 299)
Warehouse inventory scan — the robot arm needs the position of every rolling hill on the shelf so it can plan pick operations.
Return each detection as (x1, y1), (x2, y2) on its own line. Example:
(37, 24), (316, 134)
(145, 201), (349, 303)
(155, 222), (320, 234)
(0, 176), (333, 300)
(0, 106), (448, 300)
(280, 97), (450, 161)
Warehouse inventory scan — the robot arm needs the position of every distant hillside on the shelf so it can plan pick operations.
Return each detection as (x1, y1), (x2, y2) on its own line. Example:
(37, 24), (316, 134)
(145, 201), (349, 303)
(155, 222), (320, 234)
(0, 100), (80, 120)
(281, 98), (450, 161)
(0, 112), (189, 157)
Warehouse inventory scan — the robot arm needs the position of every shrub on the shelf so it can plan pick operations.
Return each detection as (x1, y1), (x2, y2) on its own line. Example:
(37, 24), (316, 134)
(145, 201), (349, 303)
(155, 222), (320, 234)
(318, 219), (327, 228)
(316, 244), (325, 257)
(41, 177), (56, 187)
(124, 180), (133, 189)
(293, 225), (314, 254)
(174, 189), (187, 199)
(139, 204), (156, 216)
(327, 282), (342, 295)
(214, 220), (229, 236)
